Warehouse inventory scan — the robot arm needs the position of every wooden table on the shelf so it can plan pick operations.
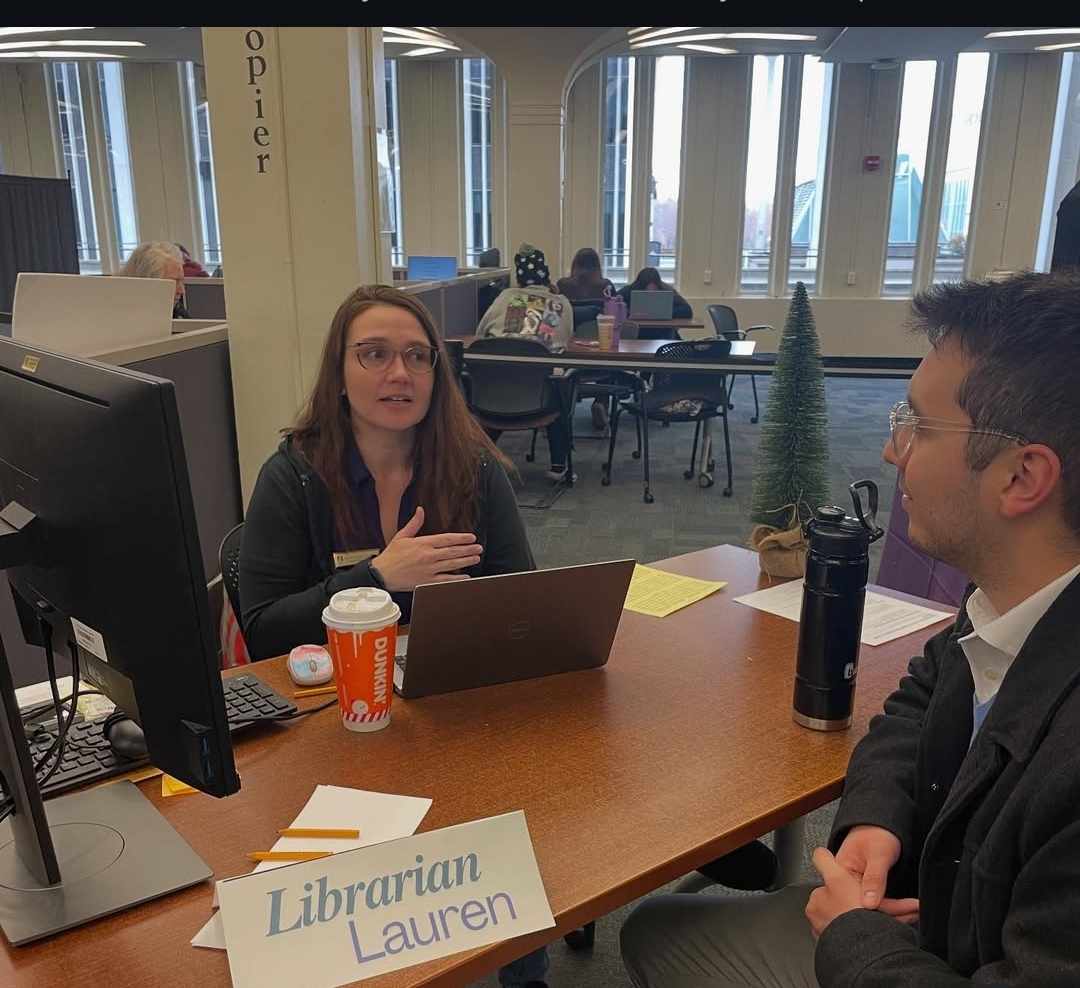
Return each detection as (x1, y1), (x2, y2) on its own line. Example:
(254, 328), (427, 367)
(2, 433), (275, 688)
(0, 546), (953, 987)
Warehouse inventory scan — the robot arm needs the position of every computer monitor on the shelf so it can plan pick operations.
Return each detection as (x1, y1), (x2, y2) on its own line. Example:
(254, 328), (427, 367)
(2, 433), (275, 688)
(478, 247), (501, 268)
(0, 336), (239, 944)
(406, 255), (459, 281)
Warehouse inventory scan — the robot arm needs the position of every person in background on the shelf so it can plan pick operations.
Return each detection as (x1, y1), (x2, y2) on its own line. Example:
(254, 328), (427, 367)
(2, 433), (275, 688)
(175, 243), (210, 278)
(621, 271), (1080, 987)
(476, 243), (575, 482)
(556, 247), (615, 302)
(619, 266), (693, 320)
(120, 241), (189, 318)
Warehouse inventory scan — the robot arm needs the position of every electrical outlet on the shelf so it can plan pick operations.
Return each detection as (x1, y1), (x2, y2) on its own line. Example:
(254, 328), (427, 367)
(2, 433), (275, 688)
(846, 271), (857, 286)
(704, 269), (712, 284)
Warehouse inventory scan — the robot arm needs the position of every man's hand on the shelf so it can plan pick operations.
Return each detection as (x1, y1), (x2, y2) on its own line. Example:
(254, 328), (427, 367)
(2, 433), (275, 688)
(370, 507), (483, 592)
(806, 848), (920, 939)
(835, 824), (902, 909)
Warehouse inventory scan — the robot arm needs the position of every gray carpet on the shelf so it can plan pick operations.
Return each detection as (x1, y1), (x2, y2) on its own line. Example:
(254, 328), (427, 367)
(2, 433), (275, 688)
(469, 375), (908, 987)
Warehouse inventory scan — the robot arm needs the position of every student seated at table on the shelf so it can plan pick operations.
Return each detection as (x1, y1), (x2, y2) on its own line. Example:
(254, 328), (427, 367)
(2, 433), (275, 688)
(239, 283), (548, 987)
(120, 241), (189, 318)
(621, 270), (1080, 987)
(556, 246), (615, 302)
(618, 266), (693, 320)
(476, 242), (576, 482)
(175, 242), (210, 278)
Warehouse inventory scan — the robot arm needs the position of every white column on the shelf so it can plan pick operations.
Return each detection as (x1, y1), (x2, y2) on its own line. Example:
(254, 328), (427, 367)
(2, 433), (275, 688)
(78, 61), (121, 274)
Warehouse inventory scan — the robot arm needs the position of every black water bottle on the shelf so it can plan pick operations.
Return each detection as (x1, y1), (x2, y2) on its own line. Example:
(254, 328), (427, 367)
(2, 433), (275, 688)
(792, 480), (884, 731)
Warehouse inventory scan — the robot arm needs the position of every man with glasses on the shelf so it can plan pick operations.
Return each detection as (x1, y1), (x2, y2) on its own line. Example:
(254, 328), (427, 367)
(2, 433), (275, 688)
(621, 270), (1080, 986)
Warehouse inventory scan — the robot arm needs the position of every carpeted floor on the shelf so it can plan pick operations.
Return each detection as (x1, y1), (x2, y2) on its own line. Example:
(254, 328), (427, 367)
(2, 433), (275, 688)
(469, 375), (909, 987)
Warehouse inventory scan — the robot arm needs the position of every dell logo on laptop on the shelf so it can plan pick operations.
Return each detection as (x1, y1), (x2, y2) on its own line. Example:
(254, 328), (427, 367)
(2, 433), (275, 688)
(508, 621), (530, 640)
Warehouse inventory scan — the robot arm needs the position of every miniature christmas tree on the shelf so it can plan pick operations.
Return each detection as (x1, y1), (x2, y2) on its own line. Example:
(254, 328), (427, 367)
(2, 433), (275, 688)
(749, 282), (830, 531)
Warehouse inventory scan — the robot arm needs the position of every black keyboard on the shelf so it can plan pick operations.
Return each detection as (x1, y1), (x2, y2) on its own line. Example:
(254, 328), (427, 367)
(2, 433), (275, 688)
(22, 674), (298, 800)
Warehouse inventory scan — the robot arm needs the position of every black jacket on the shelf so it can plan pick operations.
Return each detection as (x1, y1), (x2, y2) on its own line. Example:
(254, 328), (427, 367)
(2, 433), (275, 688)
(816, 574), (1080, 986)
(238, 437), (535, 661)
(616, 284), (693, 320)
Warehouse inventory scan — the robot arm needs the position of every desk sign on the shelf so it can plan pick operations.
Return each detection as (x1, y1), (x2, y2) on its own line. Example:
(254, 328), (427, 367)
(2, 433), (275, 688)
(217, 810), (554, 988)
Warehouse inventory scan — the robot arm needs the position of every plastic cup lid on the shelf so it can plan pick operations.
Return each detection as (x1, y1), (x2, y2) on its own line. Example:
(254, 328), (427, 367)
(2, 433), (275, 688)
(323, 587), (400, 629)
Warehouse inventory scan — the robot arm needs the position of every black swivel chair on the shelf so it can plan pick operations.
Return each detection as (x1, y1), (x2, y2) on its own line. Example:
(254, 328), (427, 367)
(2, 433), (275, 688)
(464, 336), (576, 486)
(218, 522), (245, 641)
(603, 339), (735, 503)
(706, 304), (772, 423)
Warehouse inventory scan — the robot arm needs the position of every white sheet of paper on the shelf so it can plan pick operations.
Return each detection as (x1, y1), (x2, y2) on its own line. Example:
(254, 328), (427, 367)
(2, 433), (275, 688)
(733, 579), (953, 646)
(191, 785), (432, 950)
(217, 810), (554, 988)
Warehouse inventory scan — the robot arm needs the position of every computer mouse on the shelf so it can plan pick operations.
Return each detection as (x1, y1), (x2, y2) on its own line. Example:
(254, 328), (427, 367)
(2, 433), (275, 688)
(103, 714), (149, 761)
(287, 645), (334, 686)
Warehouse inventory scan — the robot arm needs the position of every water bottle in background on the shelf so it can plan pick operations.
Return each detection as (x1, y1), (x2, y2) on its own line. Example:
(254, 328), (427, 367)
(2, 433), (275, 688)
(792, 480), (885, 731)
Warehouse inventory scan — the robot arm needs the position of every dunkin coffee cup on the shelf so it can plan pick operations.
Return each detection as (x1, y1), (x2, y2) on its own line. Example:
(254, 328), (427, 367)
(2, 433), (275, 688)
(597, 314), (615, 350)
(321, 588), (401, 732)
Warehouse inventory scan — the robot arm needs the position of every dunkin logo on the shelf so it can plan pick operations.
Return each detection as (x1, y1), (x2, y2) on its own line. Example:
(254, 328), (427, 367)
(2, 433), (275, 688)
(373, 635), (389, 706)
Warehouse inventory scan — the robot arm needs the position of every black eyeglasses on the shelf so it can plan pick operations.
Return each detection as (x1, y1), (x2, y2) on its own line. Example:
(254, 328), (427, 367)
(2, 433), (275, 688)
(347, 342), (438, 375)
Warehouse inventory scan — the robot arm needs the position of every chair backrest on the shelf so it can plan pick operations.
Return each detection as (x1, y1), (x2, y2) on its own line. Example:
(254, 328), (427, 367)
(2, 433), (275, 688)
(218, 522), (244, 626)
(572, 303), (602, 339)
(653, 338), (733, 404)
(465, 336), (559, 418)
(706, 304), (740, 340)
(478, 247), (501, 268)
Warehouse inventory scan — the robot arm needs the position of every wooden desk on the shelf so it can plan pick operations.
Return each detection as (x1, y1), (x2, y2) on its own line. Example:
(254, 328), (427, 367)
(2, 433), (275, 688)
(0, 546), (952, 986)
(629, 318), (704, 341)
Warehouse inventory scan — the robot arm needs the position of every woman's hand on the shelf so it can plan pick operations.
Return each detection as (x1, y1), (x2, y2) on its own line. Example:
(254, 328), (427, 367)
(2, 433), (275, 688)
(370, 507), (482, 592)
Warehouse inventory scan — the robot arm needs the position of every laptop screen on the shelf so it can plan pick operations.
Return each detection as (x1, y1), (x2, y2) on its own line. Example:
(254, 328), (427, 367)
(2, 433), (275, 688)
(406, 256), (459, 281)
(630, 290), (674, 320)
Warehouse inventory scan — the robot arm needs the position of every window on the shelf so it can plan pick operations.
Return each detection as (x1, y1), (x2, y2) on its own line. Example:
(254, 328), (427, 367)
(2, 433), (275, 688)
(648, 56), (685, 285)
(788, 56), (833, 294)
(884, 61), (937, 296)
(385, 58), (405, 266)
(52, 62), (100, 273)
(740, 55), (785, 294)
(462, 58), (493, 266)
(96, 62), (138, 262)
(185, 63), (222, 269)
(932, 53), (990, 284)
(602, 56), (635, 283)
(1037, 52), (1080, 272)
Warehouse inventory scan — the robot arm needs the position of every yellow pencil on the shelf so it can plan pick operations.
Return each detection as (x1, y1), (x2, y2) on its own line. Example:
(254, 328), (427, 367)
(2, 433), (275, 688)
(293, 685), (338, 698)
(278, 828), (360, 839)
(246, 850), (332, 862)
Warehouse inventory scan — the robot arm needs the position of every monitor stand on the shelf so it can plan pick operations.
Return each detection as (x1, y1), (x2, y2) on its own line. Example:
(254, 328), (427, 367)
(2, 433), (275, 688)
(0, 507), (212, 945)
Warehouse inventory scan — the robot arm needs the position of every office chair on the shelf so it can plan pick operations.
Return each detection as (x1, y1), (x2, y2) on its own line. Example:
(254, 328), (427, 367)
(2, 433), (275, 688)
(219, 522), (245, 635)
(443, 339), (468, 397)
(603, 339), (734, 503)
(477, 247), (501, 268)
(464, 337), (576, 495)
(706, 304), (772, 423)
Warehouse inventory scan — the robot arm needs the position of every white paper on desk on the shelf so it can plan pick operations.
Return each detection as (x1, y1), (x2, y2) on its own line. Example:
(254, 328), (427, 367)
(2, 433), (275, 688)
(733, 579), (953, 646)
(191, 785), (432, 950)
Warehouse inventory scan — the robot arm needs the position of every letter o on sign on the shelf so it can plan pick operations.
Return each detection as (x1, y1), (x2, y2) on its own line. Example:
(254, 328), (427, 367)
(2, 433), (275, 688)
(245, 29), (264, 51)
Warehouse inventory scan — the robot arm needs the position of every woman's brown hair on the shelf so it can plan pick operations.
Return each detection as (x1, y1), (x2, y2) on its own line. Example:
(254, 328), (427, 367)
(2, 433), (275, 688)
(287, 284), (511, 543)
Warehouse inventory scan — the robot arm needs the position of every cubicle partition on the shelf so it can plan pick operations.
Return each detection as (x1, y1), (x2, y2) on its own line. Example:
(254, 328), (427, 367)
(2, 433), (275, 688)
(398, 268), (510, 338)
(183, 277), (227, 320)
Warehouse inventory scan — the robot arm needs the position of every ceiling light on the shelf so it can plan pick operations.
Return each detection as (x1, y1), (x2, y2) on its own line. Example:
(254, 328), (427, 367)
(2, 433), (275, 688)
(632, 31), (818, 49)
(678, 44), (738, 55)
(0, 40), (145, 51)
(404, 47), (445, 57)
(1037, 41), (1080, 50)
(627, 27), (654, 37)
(383, 38), (458, 49)
(985, 28), (1080, 38)
(384, 27), (450, 42)
(631, 27), (699, 44)
(722, 33), (817, 41)
(0, 51), (129, 59)
(0, 27), (92, 38)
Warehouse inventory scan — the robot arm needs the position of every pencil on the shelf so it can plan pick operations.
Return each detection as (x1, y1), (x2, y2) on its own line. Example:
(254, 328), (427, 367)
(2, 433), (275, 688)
(278, 828), (360, 839)
(293, 685), (337, 698)
(247, 850), (332, 862)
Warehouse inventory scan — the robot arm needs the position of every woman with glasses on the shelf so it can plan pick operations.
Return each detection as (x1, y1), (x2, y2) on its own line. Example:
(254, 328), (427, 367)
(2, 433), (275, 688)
(238, 284), (535, 664)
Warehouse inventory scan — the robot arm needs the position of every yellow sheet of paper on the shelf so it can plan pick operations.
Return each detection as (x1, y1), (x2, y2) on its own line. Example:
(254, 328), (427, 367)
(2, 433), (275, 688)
(624, 564), (728, 617)
(162, 773), (198, 797)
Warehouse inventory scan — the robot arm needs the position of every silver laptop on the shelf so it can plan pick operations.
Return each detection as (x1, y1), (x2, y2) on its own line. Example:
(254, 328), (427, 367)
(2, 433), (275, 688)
(393, 559), (635, 699)
(629, 290), (674, 320)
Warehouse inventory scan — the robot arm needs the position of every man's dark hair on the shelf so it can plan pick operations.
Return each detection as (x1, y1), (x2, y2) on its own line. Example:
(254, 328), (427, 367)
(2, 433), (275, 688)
(910, 270), (1080, 532)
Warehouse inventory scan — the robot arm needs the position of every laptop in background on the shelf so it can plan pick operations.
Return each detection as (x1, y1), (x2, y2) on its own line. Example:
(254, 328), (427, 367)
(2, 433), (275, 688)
(406, 255), (459, 281)
(394, 559), (635, 699)
(630, 290), (674, 320)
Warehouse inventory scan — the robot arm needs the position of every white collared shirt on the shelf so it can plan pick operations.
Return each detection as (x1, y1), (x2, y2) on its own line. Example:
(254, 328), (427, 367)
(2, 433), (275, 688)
(959, 562), (1080, 704)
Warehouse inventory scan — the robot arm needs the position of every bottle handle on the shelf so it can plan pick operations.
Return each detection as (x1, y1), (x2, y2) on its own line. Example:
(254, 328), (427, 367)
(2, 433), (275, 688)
(849, 480), (885, 543)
